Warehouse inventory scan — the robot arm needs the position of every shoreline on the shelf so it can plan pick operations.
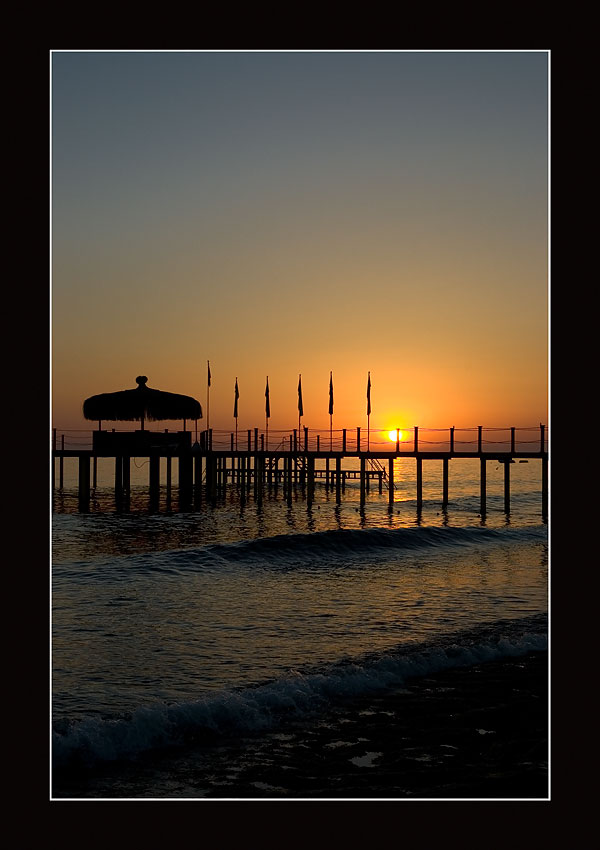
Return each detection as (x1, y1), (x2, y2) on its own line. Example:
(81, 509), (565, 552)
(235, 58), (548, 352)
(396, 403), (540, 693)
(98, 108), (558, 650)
(53, 650), (548, 800)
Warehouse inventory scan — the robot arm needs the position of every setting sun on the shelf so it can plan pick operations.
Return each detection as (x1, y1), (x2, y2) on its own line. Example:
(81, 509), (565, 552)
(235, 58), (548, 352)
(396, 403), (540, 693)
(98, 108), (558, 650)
(388, 429), (403, 442)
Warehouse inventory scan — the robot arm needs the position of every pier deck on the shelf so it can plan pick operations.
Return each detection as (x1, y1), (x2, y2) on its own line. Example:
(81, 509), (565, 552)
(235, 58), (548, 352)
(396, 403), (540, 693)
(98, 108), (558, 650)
(52, 424), (548, 517)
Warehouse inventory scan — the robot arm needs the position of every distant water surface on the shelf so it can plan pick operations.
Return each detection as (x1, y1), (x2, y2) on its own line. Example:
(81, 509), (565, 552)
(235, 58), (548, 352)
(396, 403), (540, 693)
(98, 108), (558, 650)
(52, 456), (548, 794)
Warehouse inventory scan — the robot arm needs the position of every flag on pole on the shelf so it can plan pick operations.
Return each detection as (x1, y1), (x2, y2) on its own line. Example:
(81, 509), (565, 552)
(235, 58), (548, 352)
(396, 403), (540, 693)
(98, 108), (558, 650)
(207, 361), (211, 387)
(234, 377), (239, 419)
(367, 372), (371, 416)
(265, 376), (270, 419)
(298, 374), (304, 417)
(328, 372), (334, 415)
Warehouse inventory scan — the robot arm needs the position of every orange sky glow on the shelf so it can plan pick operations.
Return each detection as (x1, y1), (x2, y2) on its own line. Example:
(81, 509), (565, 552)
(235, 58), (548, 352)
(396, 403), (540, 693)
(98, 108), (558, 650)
(52, 51), (548, 435)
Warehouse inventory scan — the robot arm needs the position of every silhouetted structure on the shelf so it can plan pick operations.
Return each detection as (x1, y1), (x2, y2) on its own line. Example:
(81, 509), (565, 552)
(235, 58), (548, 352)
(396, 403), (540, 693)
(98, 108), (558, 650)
(83, 375), (202, 427)
(53, 421), (548, 519)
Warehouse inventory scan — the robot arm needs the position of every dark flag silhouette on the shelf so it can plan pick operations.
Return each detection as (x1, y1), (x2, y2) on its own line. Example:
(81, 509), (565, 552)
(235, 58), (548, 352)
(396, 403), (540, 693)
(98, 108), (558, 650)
(265, 376), (271, 419)
(265, 376), (271, 450)
(298, 374), (304, 418)
(207, 361), (211, 387)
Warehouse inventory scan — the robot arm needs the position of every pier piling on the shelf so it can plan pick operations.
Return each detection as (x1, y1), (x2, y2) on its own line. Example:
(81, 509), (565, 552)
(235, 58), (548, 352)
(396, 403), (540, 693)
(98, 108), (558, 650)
(360, 457), (366, 506)
(123, 457), (130, 510)
(442, 458), (449, 508)
(55, 422), (548, 517)
(149, 454), (160, 509)
(59, 434), (64, 489)
(78, 455), (90, 512)
(542, 456), (548, 519)
(193, 454), (202, 507)
(480, 458), (487, 516)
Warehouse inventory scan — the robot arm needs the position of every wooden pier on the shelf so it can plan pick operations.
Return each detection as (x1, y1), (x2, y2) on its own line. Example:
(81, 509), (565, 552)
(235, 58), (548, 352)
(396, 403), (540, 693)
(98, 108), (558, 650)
(52, 425), (548, 518)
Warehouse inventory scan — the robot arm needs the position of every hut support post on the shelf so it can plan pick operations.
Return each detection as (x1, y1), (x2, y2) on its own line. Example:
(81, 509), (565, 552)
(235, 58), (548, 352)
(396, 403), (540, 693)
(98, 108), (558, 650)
(416, 457), (422, 512)
(336, 456), (341, 505)
(115, 455), (123, 506)
(149, 454), (160, 509)
(122, 457), (130, 510)
(388, 458), (394, 508)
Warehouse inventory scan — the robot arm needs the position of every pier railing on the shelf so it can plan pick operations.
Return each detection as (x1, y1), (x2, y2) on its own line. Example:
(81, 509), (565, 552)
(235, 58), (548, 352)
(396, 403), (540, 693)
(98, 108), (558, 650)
(52, 425), (548, 455)
(52, 424), (548, 517)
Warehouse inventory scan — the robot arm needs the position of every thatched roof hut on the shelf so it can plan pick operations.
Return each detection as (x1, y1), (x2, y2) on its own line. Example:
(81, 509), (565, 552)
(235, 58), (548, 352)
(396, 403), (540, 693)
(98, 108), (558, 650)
(83, 376), (202, 428)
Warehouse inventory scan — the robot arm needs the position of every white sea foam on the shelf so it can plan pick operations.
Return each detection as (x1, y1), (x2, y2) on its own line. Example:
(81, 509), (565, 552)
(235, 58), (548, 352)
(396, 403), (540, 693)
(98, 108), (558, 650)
(53, 621), (547, 769)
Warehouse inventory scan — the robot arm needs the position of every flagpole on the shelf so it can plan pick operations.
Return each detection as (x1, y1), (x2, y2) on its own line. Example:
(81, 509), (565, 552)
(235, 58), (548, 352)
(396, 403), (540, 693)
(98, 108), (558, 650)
(207, 360), (211, 434)
(367, 371), (371, 452)
(329, 371), (333, 452)
(234, 377), (239, 451)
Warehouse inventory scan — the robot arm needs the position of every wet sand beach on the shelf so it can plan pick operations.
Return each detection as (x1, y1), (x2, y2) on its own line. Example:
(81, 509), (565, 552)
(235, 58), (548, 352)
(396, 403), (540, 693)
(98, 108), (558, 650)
(54, 651), (548, 800)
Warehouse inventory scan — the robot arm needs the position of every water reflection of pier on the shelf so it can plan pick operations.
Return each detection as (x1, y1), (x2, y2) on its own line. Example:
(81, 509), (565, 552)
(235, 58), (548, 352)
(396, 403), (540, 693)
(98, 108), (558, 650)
(52, 424), (548, 518)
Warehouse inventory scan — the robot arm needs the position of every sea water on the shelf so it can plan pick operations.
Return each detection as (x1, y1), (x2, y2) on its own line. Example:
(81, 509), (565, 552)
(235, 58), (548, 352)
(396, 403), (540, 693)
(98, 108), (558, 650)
(51, 456), (548, 797)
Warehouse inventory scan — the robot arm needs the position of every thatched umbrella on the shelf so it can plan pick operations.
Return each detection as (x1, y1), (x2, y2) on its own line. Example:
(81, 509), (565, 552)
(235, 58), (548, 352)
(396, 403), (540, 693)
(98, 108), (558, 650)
(83, 375), (202, 430)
